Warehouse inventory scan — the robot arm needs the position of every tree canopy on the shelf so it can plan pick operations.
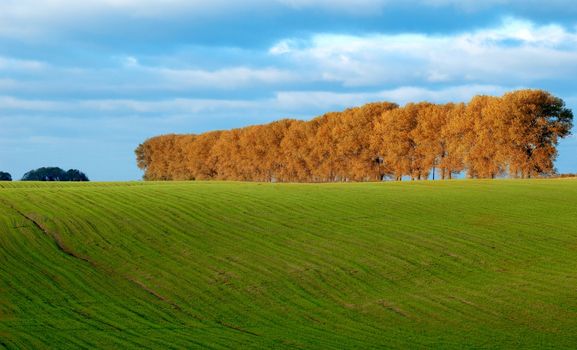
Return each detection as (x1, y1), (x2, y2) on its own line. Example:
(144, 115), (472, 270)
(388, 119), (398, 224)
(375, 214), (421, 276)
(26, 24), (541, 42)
(0, 171), (12, 181)
(21, 167), (89, 182)
(135, 90), (573, 182)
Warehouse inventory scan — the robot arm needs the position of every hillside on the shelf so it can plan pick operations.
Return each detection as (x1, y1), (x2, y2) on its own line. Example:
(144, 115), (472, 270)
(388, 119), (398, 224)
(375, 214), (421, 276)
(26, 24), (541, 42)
(1, 180), (577, 348)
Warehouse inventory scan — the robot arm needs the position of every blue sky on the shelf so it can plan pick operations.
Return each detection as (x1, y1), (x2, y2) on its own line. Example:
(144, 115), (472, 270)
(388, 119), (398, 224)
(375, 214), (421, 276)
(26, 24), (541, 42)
(1, 0), (576, 181)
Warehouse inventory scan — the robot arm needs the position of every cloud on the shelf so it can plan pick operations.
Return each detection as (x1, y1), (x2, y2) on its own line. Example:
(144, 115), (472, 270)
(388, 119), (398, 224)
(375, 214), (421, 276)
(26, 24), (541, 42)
(0, 84), (511, 118)
(269, 17), (577, 87)
(0, 56), (47, 71)
(5, 17), (572, 98)
(0, 0), (264, 38)
(2, 18), (574, 100)
(2, 1), (575, 40)
(120, 58), (303, 89)
(0, 96), (62, 111)
(151, 66), (301, 89)
(0, 54), (302, 96)
(0, 0), (249, 20)
(274, 84), (510, 110)
(0, 96), (256, 114)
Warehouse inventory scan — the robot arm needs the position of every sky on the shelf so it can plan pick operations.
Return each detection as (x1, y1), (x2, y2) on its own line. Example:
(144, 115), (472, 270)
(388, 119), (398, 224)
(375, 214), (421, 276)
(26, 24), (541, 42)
(1, 0), (576, 181)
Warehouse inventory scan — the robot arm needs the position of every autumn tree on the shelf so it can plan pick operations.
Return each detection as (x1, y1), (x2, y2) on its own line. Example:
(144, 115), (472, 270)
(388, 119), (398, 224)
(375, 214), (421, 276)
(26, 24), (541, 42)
(136, 135), (180, 180)
(279, 120), (315, 182)
(135, 90), (573, 182)
(208, 129), (243, 180)
(372, 105), (419, 180)
(335, 102), (398, 181)
(439, 103), (468, 179)
(465, 96), (508, 178)
(500, 89), (573, 178)
(185, 131), (223, 180)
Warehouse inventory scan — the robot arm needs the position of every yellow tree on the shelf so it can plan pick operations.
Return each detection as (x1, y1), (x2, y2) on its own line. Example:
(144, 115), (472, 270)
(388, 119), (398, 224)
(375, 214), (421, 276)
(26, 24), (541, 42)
(280, 120), (314, 182)
(208, 129), (243, 180)
(410, 103), (441, 180)
(373, 106), (418, 180)
(307, 113), (341, 182)
(136, 90), (572, 182)
(465, 95), (508, 178)
(335, 102), (398, 181)
(501, 89), (573, 178)
(439, 103), (468, 179)
(186, 131), (223, 180)
(136, 134), (181, 180)
(260, 119), (297, 182)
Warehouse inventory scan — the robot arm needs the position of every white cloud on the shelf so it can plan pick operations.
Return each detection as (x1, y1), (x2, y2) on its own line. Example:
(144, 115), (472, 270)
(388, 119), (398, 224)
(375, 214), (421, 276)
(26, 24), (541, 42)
(269, 17), (577, 86)
(274, 84), (509, 110)
(0, 96), (257, 114)
(0, 96), (62, 110)
(2, 18), (574, 98)
(80, 98), (258, 114)
(0, 53), (302, 93)
(123, 58), (302, 88)
(122, 56), (139, 68)
(469, 17), (573, 46)
(152, 66), (300, 89)
(0, 56), (47, 71)
(0, 0), (265, 38)
(0, 84), (511, 117)
(0, 0), (246, 19)
(269, 40), (296, 55)
(2, 1), (574, 39)
(0, 79), (24, 89)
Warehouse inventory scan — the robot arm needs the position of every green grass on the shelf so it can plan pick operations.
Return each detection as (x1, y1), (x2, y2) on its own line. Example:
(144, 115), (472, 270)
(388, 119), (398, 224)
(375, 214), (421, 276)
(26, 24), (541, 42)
(1, 179), (577, 349)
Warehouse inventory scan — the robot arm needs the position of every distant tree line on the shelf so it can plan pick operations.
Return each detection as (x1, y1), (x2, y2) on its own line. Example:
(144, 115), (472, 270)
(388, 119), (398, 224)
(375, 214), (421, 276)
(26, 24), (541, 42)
(135, 89), (573, 182)
(21, 167), (89, 181)
(554, 173), (577, 178)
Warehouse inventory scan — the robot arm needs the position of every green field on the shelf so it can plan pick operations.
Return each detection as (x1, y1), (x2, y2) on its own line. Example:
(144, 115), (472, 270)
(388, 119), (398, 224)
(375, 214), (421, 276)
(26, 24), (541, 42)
(1, 179), (577, 349)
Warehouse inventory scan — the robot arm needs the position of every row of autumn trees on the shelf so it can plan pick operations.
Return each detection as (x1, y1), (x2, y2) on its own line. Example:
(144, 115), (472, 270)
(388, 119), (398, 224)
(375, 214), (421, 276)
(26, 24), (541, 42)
(135, 89), (573, 182)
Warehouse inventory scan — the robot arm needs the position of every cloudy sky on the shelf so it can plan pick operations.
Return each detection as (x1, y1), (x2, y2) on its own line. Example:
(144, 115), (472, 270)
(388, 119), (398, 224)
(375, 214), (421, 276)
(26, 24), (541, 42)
(1, 0), (576, 180)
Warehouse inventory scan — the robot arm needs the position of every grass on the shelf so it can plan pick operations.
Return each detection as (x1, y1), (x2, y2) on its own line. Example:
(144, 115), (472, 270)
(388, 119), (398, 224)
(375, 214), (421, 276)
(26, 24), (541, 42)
(1, 179), (577, 349)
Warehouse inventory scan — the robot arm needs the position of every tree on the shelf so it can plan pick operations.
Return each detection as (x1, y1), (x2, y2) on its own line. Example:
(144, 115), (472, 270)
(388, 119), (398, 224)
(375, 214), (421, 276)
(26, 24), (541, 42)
(336, 102), (398, 181)
(65, 169), (90, 181)
(465, 95), (507, 179)
(0, 171), (11, 181)
(280, 120), (314, 182)
(22, 167), (89, 181)
(373, 106), (419, 180)
(208, 129), (243, 180)
(410, 103), (440, 180)
(440, 103), (468, 179)
(500, 89), (573, 178)
(135, 90), (573, 182)
(185, 131), (223, 180)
